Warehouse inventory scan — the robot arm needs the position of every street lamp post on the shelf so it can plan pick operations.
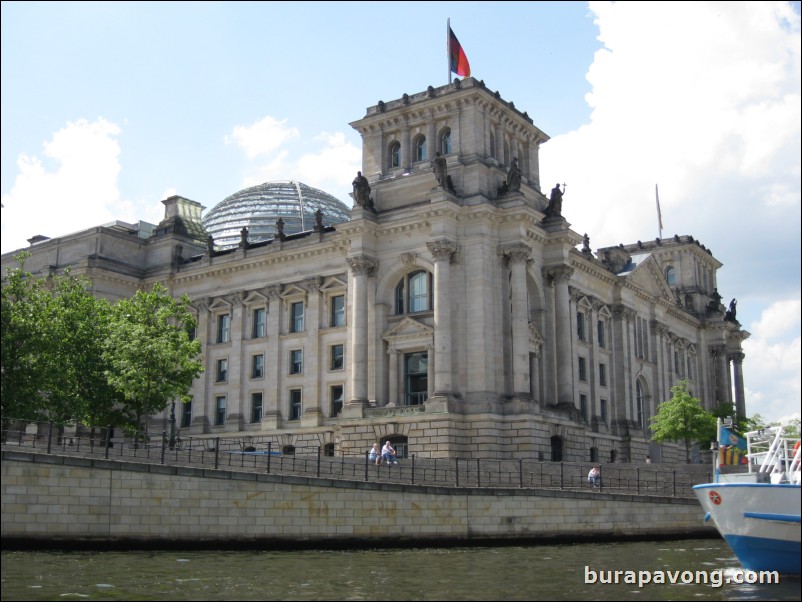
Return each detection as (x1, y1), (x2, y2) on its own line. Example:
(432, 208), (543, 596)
(168, 400), (177, 450)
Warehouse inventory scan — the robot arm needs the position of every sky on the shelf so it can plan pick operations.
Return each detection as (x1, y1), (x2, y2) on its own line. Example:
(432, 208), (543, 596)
(2, 1), (800, 425)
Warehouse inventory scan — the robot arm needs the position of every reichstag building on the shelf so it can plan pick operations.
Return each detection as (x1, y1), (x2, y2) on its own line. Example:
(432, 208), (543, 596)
(1, 78), (749, 463)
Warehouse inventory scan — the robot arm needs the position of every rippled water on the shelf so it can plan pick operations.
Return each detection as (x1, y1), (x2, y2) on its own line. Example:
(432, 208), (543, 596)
(2, 539), (799, 601)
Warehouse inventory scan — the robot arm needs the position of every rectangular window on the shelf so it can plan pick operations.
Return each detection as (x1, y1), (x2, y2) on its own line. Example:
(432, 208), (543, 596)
(216, 358), (228, 382)
(600, 399), (608, 425)
(251, 354), (264, 379)
(330, 344), (344, 370)
(217, 314), (230, 343)
(331, 295), (345, 327)
(215, 395), (227, 426)
(180, 400), (192, 428)
(251, 392), (263, 423)
(331, 385), (344, 417)
(576, 312), (585, 341)
(290, 301), (304, 333)
(580, 394), (588, 424)
(290, 389), (302, 420)
(404, 351), (428, 405)
(578, 357), (587, 382)
(597, 320), (605, 348)
(599, 363), (607, 387)
(252, 307), (266, 338)
(290, 349), (303, 374)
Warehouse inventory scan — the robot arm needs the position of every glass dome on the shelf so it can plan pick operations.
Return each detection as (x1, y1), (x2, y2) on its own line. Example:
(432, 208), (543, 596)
(202, 180), (351, 249)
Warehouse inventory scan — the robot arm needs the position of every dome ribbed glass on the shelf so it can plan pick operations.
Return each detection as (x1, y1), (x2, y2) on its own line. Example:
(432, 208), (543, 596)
(202, 181), (350, 249)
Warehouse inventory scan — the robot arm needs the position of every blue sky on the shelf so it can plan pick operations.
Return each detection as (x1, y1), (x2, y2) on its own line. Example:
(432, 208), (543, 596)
(2, 1), (800, 424)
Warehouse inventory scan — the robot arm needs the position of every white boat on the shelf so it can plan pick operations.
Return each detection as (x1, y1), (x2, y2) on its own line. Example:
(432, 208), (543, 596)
(693, 422), (800, 574)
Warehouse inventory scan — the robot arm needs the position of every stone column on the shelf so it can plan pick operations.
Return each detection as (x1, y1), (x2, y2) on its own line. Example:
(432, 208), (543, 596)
(401, 122), (410, 172)
(495, 123), (504, 163)
(192, 298), (212, 431)
(227, 292), (245, 429)
(302, 277), (322, 418)
(711, 345), (730, 405)
(504, 245), (532, 399)
(550, 266), (575, 406)
(263, 285), (282, 428)
(427, 115), (436, 165)
(346, 255), (377, 406)
(427, 240), (457, 398)
(387, 347), (399, 406)
(530, 140), (541, 192)
(730, 351), (746, 419)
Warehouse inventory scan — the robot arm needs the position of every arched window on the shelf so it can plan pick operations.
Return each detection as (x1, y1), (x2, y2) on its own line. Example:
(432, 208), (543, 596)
(636, 380), (645, 427)
(395, 270), (433, 314)
(665, 266), (676, 285)
(440, 128), (452, 155)
(388, 141), (401, 169)
(414, 136), (427, 162)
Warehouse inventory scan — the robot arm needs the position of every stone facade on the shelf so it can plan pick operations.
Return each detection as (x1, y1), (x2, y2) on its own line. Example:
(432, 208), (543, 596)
(1, 78), (749, 463)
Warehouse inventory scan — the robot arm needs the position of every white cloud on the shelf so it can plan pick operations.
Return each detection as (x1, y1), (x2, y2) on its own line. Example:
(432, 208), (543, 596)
(541, 2), (801, 423)
(236, 119), (361, 204)
(0, 118), (137, 255)
(225, 116), (299, 159)
(541, 1), (800, 249)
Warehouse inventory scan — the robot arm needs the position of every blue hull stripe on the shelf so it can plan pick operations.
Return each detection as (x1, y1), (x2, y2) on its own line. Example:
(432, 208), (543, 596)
(743, 511), (801, 523)
(724, 534), (801, 575)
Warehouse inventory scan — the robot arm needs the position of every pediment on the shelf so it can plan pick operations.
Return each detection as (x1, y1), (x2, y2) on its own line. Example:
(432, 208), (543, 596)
(625, 255), (675, 301)
(382, 316), (434, 342)
(320, 275), (347, 291)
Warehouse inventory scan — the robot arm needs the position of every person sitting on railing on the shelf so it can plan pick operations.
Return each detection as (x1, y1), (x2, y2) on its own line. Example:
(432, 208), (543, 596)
(368, 443), (382, 465)
(382, 441), (399, 465)
(588, 465), (601, 489)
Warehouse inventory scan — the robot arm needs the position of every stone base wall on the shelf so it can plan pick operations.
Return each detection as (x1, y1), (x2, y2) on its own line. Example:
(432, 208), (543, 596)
(1, 452), (714, 546)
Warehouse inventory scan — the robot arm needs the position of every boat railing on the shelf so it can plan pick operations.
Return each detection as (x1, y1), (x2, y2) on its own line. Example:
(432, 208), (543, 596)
(745, 425), (801, 485)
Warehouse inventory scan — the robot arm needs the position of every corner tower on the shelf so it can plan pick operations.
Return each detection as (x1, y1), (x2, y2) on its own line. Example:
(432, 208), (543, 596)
(349, 78), (550, 212)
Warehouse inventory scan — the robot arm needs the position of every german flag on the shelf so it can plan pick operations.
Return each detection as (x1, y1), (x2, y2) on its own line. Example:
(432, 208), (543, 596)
(449, 26), (471, 77)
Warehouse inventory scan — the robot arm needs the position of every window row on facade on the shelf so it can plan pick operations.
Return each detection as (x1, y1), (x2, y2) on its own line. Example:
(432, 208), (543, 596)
(180, 384), (347, 428)
(213, 344), (345, 383)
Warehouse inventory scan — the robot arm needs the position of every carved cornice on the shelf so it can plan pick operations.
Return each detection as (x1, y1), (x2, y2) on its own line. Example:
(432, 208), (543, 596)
(347, 255), (378, 277)
(611, 303), (636, 321)
(499, 244), (531, 264)
(543, 265), (574, 284)
(302, 276), (323, 293)
(263, 285), (282, 300)
(427, 239), (457, 262)
(728, 351), (745, 364)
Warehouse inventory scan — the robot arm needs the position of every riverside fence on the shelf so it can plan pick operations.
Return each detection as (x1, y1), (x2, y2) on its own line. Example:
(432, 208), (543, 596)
(1, 420), (714, 497)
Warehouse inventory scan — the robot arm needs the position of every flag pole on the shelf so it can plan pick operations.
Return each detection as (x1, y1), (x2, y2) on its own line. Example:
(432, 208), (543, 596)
(447, 18), (451, 85)
(655, 184), (663, 240)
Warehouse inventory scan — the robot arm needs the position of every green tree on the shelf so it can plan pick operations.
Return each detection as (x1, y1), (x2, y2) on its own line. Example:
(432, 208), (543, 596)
(103, 283), (203, 436)
(44, 271), (124, 428)
(1, 253), (51, 421)
(650, 381), (717, 463)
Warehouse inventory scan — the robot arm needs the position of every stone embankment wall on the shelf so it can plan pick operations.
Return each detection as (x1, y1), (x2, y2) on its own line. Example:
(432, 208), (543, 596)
(1, 451), (714, 547)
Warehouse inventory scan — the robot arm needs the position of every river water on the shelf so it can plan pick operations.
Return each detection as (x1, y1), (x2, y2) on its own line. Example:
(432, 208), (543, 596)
(1, 539), (798, 601)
